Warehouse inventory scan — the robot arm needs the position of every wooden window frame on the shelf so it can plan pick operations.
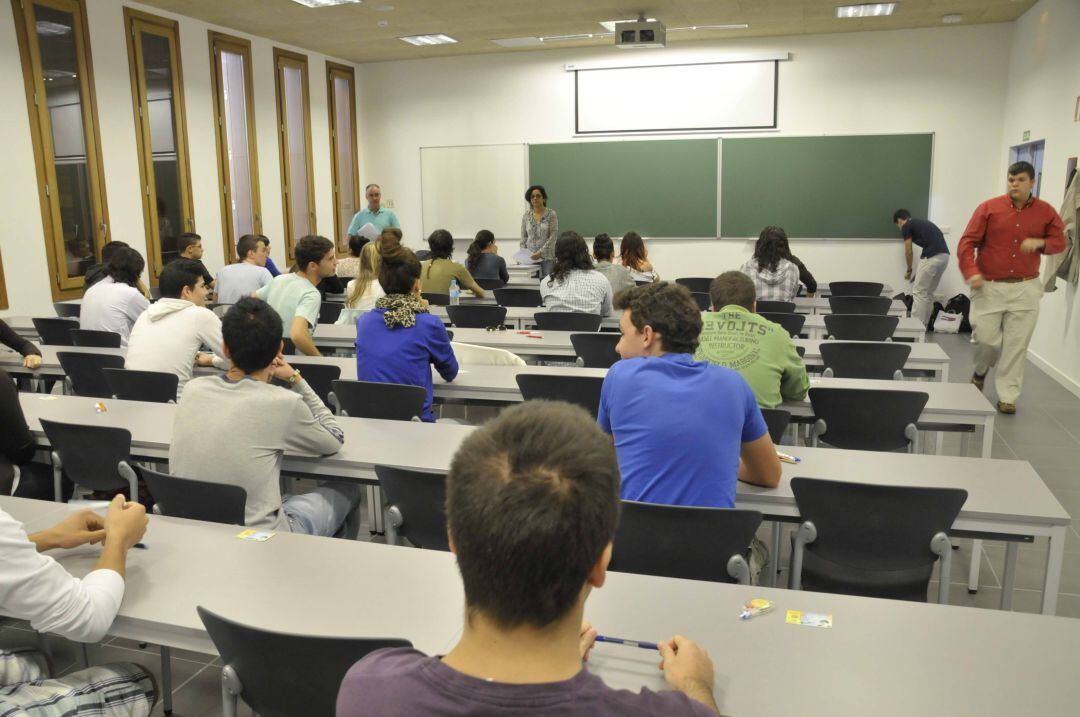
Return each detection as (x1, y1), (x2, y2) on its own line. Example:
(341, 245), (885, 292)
(11, 0), (111, 301)
(208, 31), (262, 263)
(326, 61), (359, 257)
(273, 47), (316, 263)
(123, 7), (195, 283)
(0, 249), (8, 310)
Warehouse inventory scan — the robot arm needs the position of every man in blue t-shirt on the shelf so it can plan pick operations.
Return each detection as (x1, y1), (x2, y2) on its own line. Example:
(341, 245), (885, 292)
(598, 282), (781, 509)
(894, 209), (951, 327)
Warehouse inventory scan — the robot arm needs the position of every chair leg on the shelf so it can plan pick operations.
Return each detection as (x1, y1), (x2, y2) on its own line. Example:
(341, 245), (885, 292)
(80, 643), (90, 668)
(51, 453), (64, 503)
(221, 665), (242, 717)
(160, 646), (173, 715)
(766, 521), (781, 587)
(968, 539), (983, 593)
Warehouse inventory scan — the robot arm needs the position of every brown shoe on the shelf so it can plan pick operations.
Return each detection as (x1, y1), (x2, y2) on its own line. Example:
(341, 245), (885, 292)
(971, 372), (986, 391)
(997, 401), (1016, 414)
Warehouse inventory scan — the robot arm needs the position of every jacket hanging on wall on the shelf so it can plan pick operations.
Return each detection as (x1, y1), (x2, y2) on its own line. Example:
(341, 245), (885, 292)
(1043, 168), (1079, 291)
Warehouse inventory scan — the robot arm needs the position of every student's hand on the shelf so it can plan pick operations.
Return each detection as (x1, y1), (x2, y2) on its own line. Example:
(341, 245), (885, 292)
(967, 274), (985, 290)
(531, 252), (542, 261)
(39, 511), (107, 550)
(579, 621), (598, 661)
(23, 354), (42, 370)
(658, 636), (715, 694)
(269, 355), (297, 381)
(194, 352), (215, 367)
(904, 269), (913, 281)
(104, 495), (148, 550)
(1020, 238), (1045, 254)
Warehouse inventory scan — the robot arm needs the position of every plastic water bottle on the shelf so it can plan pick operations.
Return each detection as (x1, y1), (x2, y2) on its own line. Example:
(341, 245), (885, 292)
(449, 278), (460, 305)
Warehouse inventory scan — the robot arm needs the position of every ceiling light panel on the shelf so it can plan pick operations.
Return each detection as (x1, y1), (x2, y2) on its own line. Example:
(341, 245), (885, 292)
(289, 0), (361, 7)
(835, 3), (898, 18)
(400, 34), (458, 46)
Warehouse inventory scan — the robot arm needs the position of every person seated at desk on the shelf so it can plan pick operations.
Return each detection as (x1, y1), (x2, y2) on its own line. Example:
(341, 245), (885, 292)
(355, 243), (457, 423)
(170, 298), (359, 537)
(465, 230), (509, 285)
(255, 235), (337, 357)
(740, 228), (801, 302)
(0, 494), (155, 715)
(262, 236), (282, 278)
(758, 226), (817, 297)
(592, 233), (635, 297)
(337, 241), (386, 324)
(695, 271), (809, 409)
(0, 318), (41, 372)
(215, 234), (272, 305)
(336, 235), (367, 281)
(80, 247), (150, 347)
(540, 231), (613, 315)
(126, 259), (230, 398)
(420, 230), (486, 298)
(84, 241), (149, 299)
(619, 231), (659, 283)
(176, 232), (215, 294)
(337, 401), (721, 716)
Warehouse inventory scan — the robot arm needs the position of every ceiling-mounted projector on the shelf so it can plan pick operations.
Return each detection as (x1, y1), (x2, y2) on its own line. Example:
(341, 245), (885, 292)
(614, 18), (666, 49)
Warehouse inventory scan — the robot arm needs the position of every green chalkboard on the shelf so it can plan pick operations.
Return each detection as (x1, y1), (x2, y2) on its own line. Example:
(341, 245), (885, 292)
(720, 134), (932, 239)
(528, 140), (717, 238)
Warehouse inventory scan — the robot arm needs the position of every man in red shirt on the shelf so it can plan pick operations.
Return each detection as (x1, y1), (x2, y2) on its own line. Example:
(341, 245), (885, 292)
(958, 161), (1066, 414)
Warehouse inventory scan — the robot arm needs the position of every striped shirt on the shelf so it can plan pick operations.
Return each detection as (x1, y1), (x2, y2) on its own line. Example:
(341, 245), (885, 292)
(539, 269), (614, 315)
(740, 257), (800, 302)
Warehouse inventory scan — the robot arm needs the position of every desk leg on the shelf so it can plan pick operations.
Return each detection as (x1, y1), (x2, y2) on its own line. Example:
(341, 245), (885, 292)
(999, 542), (1018, 610)
(1042, 526), (1067, 615)
(981, 416), (995, 460)
(940, 364), (950, 382)
(959, 432), (971, 458)
(365, 486), (385, 534)
(968, 539), (983, 593)
(767, 522), (781, 588)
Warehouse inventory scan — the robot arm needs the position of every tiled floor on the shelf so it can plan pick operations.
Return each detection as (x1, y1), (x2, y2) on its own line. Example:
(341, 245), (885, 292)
(2, 331), (1078, 715)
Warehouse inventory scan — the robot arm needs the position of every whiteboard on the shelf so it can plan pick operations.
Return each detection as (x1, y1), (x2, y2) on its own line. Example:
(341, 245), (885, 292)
(421, 144), (528, 240)
(575, 61), (777, 134)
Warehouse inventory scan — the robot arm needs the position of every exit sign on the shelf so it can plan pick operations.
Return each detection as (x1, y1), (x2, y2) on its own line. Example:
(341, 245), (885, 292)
(1022, 130), (1031, 141)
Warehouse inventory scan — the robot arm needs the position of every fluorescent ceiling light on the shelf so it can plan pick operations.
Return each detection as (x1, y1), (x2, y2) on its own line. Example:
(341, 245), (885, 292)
(288, 0), (361, 7)
(491, 37), (543, 47)
(941, 13), (962, 23)
(598, 18), (656, 32)
(835, 3), (898, 18)
(35, 20), (71, 36)
(669, 24), (750, 32)
(541, 33), (613, 43)
(400, 34), (458, 46)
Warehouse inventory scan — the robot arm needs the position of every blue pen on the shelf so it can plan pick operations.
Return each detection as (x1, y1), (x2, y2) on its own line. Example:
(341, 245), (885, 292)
(595, 635), (658, 651)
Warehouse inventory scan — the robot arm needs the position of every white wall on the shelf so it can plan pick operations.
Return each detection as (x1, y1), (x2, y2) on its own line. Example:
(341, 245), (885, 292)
(1002, 0), (1080, 396)
(0, 0), (359, 316)
(355, 23), (1014, 300)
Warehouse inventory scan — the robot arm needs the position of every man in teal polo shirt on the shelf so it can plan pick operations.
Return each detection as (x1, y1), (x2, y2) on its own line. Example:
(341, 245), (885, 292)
(347, 183), (400, 238)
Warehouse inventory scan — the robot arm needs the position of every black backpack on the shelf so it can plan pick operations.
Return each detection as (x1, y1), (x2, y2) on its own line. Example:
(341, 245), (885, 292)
(928, 293), (972, 333)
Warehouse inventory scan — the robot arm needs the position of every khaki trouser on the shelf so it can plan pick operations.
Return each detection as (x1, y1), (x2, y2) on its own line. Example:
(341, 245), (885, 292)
(970, 278), (1043, 404)
(912, 253), (949, 326)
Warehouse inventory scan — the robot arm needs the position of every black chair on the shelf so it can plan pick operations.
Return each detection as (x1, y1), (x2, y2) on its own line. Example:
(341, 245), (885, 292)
(53, 302), (81, 318)
(823, 314), (899, 341)
(319, 301), (343, 324)
(759, 312), (806, 338)
(39, 419), (138, 502)
(140, 466), (247, 525)
(515, 374), (604, 418)
(808, 388), (928, 452)
(494, 288), (543, 307)
(690, 292), (711, 311)
(281, 338), (296, 355)
(829, 281), (884, 297)
(374, 465), (449, 551)
(281, 362), (341, 408)
(760, 408), (791, 443)
(789, 477), (966, 603)
(446, 304), (508, 329)
(198, 606), (411, 717)
(610, 501), (763, 584)
(149, 286), (162, 301)
(331, 380), (426, 420)
(32, 317), (76, 346)
(795, 345), (806, 358)
(675, 277), (712, 293)
(757, 300), (796, 313)
(70, 329), (122, 348)
(570, 333), (620, 368)
(534, 312), (602, 332)
(103, 368), (179, 403)
(57, 351), (125, 398)
(415, 249), (431, 261)
(828, 296), (893, 316)
(820, 342), (911, 380)
(634, 279), (652, 287)
(422, 292), (450, 306)
(474, 277), (505, 291)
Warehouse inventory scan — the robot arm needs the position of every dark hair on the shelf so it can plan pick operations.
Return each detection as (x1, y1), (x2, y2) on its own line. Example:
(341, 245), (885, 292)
(619, 232), (648, 271)
(525, 185), (547, 205)
(348, 235), (368, 258)
(425, 229), (454, 278)
(1008, 161), (1036, 180)
(547, 231), (592, 286)
(753, 226), (790, 273)
(380, 227), (403, 246)
(236, 234), (266, 262)
(177, 232), (202, 254)
(709, 271), (755, 311)
(613, 282), (702, 354)
(893, 209), (911, 223)
(106, 247), (145, 288)
(467, 230), (495, 272)
(100, 241), (129, 264)
(159, 258), (205, 299)
(448, 400), (620, 629)
(378, 242), (422, 295)
(295, 235), (334, 273)
(221, 298), (283, 373)
(592, 234), (614, 261)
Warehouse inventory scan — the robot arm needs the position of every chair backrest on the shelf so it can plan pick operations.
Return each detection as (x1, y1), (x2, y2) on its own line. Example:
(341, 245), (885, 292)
(422, 292), (450, 306)
(809, 387), (928, 451)
(57, 351), (126, 398)
(570, 333), (620, 368)
(103, 368), (179, 403)
(515, 374), (603, 418)
(819, 342), (911, 380)
(823, 314), (899, 341)
(610, 501), (763, 584)
(446, 304), (508, 329)
(533, 312), (601, 332)
(494, 288), (543, 307)
(281, 338), (296, 355)
(414, 249), (431, 261)
(149, 286), (163, 301)
(758, 312), (806, 338)
(53, 302), (81, 318)
(70, 329), (122, 348)
(197, 606), (411, 717)
(474, 277), (505, 290)
(32, 317), (76, 346)
(756, 300), (796, 313)
(331, 379), (426, 420)
(140, 466), (247, 525)
(828, 281), (884, 297)
(319, 301), (343, 325)
(689, 292), (710, 311)
(760, 408), (791, 443)
(374, 465), (449, 551)
(634, 279), (652, 287)
(675, 277), (712, 293)
(39, 418), (133, 493)
(790, 477), (966, 601)
(281, 362), (341, 407)
(828, 296), (892, 316)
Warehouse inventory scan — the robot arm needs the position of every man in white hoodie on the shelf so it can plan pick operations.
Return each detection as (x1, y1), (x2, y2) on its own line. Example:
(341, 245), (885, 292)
(125, 259), (230, 398)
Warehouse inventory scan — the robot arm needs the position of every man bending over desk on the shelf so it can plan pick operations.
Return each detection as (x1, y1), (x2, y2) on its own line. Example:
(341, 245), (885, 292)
(169, 298), (360, 537)
(337, 401), (720, 715)
(0, 495), (155, 715)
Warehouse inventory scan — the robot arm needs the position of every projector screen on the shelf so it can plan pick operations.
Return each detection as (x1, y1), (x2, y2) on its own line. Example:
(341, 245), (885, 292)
(575, 60), (778, 134)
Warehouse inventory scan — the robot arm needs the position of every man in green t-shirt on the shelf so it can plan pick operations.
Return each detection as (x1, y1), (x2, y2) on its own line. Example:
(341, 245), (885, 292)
(695, 271), (809, 409)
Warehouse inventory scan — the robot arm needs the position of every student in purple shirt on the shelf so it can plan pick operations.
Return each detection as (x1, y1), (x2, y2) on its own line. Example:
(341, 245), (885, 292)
(336, 401), (720, 716)
(354, 242), (457, 422)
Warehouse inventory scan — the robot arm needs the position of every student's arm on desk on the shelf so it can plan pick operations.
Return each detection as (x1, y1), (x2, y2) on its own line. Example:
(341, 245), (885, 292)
(290, 317), (321, 356)
(430, 319), (459, 382)
(278, 361), (345, 454)
(738, 433), (781, 488)
(659, 636), (721, 715)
